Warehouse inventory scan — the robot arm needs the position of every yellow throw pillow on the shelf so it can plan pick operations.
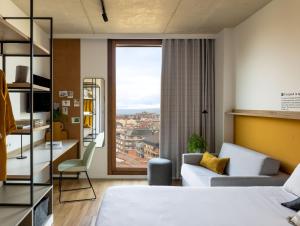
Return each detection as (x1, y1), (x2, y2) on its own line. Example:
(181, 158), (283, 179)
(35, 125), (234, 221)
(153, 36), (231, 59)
(200, 152), (229, 175)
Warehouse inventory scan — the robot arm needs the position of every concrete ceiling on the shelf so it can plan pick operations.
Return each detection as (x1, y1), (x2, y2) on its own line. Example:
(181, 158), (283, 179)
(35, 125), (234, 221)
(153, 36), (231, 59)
(11, 0), (272, 34)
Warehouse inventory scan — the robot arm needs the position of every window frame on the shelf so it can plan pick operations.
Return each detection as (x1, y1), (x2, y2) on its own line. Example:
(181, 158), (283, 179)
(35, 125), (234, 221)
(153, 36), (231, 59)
(107, 39), (162, 175)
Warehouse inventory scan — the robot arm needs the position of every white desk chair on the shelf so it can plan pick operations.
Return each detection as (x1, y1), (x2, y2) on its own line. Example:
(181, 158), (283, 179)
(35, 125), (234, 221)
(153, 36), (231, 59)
(58, 141), (96, 203)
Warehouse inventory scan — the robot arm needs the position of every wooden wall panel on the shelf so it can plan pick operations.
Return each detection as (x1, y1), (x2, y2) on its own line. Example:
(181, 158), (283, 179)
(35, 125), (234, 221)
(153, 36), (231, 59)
(53, 39), (81, 172)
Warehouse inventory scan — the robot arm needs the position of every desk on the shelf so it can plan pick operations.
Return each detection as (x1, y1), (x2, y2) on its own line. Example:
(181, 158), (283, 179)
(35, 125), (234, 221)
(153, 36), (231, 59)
(7, 139), (79, 179)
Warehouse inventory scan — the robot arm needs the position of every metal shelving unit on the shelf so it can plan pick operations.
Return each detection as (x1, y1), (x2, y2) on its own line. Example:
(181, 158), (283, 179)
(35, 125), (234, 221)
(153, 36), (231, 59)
(0, 0), (53, 209)
(83, 79), (100, 146)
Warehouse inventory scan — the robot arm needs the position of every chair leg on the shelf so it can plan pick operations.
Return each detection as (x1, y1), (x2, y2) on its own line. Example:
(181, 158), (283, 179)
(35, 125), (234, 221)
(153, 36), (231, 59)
(59, 171), (96, 203)
(85, 171), (96, 199)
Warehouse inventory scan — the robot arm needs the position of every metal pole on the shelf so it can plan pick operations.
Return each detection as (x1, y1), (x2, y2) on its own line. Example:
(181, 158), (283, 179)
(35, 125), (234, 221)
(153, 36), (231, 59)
(29, 0), (34, 206)
(50, 17), (53, 185)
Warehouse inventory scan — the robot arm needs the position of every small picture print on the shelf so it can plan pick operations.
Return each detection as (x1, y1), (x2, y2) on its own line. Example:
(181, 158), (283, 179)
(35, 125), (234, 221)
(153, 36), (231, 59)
(74, 99), (80, 107)
(62, 100), (71, 107)
(59, 91), (68, 97)
(71, 117), (80, 124)
(67, 91), (74, 99)
(62, 107), (68, 115)
(53, 102), (60, 110)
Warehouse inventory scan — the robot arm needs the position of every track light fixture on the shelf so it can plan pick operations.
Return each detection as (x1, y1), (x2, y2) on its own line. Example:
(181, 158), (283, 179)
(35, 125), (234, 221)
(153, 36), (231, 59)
(100, 0), (108, 22)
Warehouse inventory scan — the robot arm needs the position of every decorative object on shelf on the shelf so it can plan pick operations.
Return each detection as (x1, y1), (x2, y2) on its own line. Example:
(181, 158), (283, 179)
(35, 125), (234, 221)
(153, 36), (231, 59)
(15, 65), (29, 83)
(187, 133), (207, 153)
(16, 119), (45, 129)
(0, 70), (17, 180)
(52, 107), (68, 140)
(45, 121), (68, 141)
(53, 108), (65, 122)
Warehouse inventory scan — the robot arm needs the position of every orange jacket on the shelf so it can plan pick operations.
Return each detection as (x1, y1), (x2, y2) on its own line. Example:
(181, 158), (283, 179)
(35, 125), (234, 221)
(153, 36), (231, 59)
(0, 70), (16, 180)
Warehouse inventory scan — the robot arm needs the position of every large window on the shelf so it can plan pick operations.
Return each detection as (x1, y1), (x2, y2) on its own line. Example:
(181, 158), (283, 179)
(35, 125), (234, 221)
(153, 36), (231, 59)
(108, 40), (162, 175)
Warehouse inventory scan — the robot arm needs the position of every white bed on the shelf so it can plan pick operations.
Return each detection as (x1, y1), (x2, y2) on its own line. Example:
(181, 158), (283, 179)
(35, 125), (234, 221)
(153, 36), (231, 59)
(96, 186), (296, 226)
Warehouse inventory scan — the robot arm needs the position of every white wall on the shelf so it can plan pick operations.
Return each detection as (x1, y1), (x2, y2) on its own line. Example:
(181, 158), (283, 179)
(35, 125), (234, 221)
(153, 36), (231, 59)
(234, 0), (300, 110)
(1, 57), (50, 153)
(215, 29), (235, 151)
(80, 39), (146, 178)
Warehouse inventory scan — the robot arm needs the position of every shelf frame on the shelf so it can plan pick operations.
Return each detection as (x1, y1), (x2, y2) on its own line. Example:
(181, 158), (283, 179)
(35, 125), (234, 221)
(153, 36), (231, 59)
(0, 0), (54, 208)
(227, 109), (300, 120)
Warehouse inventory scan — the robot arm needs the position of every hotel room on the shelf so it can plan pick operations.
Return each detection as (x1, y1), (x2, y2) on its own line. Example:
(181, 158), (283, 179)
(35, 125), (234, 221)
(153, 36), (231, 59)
(0, 0), (300, 225)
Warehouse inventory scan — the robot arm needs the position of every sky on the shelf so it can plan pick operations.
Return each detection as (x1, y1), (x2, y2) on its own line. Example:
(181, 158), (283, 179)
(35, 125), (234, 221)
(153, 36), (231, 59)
(116, 47), (162, 110)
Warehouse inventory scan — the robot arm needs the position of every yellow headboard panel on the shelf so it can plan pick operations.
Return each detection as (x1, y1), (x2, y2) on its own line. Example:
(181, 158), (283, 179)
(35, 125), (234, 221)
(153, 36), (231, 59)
(234, 116), (300, 174)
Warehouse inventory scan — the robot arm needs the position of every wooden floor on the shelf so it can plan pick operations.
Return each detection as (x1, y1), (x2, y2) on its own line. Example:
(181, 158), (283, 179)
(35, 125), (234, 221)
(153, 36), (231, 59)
(53, 179), (147, 226)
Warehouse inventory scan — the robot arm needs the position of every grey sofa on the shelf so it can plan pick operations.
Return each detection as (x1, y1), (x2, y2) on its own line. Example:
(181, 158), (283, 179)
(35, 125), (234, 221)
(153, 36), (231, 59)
(181, 143), (289, 187)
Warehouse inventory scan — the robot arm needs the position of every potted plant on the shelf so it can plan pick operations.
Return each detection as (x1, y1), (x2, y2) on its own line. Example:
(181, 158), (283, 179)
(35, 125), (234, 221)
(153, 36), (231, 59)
(46, 108), (68, 141)
(187, 133), (207, 153)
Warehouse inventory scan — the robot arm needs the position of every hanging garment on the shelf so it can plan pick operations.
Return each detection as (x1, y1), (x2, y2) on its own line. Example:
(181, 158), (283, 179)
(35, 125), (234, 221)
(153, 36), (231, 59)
(0, 70), (16, 181)
(84, 99), (93, 128)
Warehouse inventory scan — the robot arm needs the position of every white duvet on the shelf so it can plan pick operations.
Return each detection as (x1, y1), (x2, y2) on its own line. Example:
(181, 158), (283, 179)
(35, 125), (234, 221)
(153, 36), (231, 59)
(96, 186), (298, 226)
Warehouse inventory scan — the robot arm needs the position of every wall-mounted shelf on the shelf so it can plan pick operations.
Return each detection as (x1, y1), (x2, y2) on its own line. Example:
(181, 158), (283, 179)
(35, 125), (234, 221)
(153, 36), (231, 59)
(8, 83), (50, 92)
(0, 185), (52, 225)
(227, 109), (300, 120)
(11, 124), (50, 135)
(0, 16), (49, 55)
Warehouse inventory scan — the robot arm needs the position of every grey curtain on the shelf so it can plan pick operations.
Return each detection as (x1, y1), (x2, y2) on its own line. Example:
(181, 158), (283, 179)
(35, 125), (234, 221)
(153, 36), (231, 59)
(160, 39), (215, 178)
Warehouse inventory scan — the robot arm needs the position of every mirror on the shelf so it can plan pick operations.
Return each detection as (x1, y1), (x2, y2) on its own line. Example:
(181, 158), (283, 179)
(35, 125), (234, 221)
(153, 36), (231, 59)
(82, 78), (105, 147)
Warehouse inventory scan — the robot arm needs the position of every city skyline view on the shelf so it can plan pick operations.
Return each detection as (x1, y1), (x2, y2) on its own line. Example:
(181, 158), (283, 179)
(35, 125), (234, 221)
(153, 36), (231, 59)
(116, 46), (162, 168)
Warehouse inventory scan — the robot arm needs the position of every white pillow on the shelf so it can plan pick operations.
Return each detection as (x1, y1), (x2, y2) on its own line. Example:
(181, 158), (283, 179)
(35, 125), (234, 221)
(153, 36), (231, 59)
(284, 164), (300, 197)
(289, 210), (300, 226)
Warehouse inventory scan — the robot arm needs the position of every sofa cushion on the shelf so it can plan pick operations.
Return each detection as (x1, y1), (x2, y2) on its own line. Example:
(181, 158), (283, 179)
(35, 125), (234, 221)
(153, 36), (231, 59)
(181, 164), (225, 187)
(218, 143), (280, 176)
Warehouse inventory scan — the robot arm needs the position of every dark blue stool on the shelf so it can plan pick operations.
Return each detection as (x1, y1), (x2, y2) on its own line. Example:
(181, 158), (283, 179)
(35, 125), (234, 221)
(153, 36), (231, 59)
(147, 158), (172, 185)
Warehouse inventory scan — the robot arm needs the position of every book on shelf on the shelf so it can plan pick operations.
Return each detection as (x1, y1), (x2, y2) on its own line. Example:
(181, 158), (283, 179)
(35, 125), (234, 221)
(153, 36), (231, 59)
(16, 119), (46, 129)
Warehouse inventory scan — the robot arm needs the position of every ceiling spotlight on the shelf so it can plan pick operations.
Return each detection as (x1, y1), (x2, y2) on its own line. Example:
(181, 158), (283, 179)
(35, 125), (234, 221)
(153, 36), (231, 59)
(100, 0), (108, 22)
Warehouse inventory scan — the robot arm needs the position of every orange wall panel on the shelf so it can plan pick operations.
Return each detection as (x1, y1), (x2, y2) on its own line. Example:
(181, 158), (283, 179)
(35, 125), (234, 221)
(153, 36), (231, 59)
(234, 116), (300, 173)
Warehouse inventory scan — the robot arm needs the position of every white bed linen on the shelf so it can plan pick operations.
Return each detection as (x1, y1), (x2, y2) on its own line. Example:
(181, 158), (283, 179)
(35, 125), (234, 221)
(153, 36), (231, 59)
(96, 186), (297, 226)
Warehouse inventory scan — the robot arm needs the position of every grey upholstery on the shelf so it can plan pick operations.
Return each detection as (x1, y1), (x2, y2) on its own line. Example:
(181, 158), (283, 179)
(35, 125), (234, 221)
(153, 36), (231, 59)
(181, 143), (289, 187)
(218, 143), (280, 176)
(148, 158), (172, 185)
(181, 163), (225, 187)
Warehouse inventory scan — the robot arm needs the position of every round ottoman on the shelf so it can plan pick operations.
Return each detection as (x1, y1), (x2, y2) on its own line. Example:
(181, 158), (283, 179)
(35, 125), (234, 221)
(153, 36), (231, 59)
(147, 158), (172, 185)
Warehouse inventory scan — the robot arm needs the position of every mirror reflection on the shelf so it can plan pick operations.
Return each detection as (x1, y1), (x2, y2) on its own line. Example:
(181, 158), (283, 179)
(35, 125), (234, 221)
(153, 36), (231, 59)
(83, 78), (105, 147)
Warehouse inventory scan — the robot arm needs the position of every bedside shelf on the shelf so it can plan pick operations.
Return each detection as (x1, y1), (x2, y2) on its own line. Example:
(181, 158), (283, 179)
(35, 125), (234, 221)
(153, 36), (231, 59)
(8, 83), (50, 92)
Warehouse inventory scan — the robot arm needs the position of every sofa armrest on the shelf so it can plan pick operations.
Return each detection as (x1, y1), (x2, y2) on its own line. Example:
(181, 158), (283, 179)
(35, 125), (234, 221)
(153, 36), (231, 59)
(182, 153), (203, 165)
(210, 172), (289, 187)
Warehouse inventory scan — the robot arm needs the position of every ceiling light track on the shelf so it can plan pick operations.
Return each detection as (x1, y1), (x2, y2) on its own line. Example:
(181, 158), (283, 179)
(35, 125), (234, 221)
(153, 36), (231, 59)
(100, 0), (108, 22)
